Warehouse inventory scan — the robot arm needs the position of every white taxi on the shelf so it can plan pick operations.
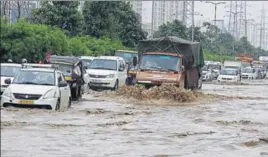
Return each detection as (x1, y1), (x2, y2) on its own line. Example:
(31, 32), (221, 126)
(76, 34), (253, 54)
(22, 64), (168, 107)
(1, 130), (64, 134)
(217, 68), (240, 83)
(0, 63), (22, 95)
(87, 56), (127, 90)
(1, 68), (71, 111)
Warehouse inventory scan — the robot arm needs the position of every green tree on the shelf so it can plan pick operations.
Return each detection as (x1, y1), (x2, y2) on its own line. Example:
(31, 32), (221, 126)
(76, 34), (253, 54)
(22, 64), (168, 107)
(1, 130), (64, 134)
(82, 1), (146, 48)
(153, 20), (188, 39)
(1, 20), (70, 62)
(187, 26), (205, 42)
(28, 1), (84, 36)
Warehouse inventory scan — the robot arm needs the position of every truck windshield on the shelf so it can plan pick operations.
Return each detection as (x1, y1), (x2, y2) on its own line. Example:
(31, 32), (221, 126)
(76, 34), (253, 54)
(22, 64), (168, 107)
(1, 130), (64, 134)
(220, 69), (237, 75)
(140, 54), (180, 72)
(89, 59), (117, 71)
(115, 51), (137, 63)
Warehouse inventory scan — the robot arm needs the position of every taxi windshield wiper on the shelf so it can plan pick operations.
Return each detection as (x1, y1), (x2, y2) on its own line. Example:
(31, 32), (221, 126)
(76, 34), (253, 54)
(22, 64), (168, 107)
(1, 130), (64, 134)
(39, 83), (54, 86)
(20, 82), (39, 85)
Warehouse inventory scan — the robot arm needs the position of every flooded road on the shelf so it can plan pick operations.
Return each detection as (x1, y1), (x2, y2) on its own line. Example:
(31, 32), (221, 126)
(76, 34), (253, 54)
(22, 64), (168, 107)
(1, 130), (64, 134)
(1, 80), (268, 157)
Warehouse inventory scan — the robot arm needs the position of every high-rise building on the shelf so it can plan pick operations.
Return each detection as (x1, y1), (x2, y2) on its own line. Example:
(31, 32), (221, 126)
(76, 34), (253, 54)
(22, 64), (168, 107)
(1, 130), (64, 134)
(152, 1), (184, 33)
(78, 1), (84, 12)
(129, 1), (185, 38)
(129, 1), (142, 21)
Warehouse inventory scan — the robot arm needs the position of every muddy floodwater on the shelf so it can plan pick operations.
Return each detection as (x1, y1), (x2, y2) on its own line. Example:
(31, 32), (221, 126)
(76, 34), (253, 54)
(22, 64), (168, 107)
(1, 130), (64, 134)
(1, 80), (268, 157)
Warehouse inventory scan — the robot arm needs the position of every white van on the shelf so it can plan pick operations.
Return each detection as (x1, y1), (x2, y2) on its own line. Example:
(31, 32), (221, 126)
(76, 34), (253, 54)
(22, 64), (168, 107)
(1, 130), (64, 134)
(87, 56), (127, 90)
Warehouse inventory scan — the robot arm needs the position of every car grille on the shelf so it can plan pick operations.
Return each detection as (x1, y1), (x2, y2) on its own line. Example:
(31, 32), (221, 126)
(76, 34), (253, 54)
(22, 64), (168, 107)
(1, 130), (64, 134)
(89, 74), (106, 78)
(13, 93), (42, 100)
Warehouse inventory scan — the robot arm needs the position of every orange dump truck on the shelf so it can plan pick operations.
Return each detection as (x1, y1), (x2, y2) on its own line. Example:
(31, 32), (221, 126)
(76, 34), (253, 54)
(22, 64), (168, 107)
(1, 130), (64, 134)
(235, 53), (254, 63)
(128, 36), (205, 89)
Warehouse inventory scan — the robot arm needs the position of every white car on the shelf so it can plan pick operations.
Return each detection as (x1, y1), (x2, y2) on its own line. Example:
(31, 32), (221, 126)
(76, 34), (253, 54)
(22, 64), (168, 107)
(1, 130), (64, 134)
(201, 65), (213, 81)
(217, 68), (240, 83)
(1, 68), (71, 111)
(241, 67), (257, 79)
(0, 63), (22, 95)
(87, 56), (127, 90)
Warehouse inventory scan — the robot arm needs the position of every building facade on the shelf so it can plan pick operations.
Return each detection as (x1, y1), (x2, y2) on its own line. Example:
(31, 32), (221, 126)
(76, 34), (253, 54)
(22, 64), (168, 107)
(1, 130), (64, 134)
(152, 1), (184, 34)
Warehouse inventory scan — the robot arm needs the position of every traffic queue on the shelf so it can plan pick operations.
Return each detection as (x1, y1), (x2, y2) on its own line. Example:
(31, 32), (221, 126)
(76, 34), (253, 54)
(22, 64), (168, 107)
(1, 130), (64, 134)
(0, 53), (129, 111)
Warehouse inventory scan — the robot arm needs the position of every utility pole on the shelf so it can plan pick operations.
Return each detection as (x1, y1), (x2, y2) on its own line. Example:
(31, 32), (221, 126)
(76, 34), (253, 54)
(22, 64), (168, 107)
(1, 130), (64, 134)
(259, 4), (266, 49)
(205, 1), (226, 26)
(151, 1), (155, 38)
(182, 1), (193, 26)
(191, 1), (194, 41)
(251, 23), (256, 45)
(241, 19), (254, 38)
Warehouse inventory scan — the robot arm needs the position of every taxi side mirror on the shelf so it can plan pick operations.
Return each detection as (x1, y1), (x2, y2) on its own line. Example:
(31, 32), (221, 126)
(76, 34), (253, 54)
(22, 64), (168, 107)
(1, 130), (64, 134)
(4, 78), (11, 84)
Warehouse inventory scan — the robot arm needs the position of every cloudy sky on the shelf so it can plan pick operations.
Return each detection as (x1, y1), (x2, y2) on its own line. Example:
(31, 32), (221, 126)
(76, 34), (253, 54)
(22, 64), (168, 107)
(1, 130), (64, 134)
(142, 1), (267, 27)
(195, 1), (266, 25)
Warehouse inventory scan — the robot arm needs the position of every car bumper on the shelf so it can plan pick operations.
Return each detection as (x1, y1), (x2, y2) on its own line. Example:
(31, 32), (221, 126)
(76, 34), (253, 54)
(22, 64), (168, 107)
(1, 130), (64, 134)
(218, 79), (238, 83)
(1, 95), (58, 110)
(89, 78), (116, 88)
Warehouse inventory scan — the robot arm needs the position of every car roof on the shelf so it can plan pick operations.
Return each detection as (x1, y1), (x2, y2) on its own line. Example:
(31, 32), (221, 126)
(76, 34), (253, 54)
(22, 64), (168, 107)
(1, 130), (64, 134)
(80, 56), (96, 60)
(21, 68), (55, 73)
(97, 56), (124, 61)
(0, 63), (22, 67)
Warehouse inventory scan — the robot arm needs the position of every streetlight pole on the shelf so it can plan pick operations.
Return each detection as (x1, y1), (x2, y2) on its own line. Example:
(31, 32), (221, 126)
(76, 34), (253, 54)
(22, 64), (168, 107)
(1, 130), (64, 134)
(205, 1), (226, 25)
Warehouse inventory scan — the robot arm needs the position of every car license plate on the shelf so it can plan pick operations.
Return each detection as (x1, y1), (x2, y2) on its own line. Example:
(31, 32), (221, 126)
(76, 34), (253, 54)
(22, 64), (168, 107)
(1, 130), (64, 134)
(65, 76), (72, 81)
(19, 100), (34, 104)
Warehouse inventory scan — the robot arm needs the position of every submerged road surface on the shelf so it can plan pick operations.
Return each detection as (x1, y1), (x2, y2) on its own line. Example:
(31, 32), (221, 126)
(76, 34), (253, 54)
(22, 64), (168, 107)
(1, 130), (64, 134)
(1, 80), (268, 157)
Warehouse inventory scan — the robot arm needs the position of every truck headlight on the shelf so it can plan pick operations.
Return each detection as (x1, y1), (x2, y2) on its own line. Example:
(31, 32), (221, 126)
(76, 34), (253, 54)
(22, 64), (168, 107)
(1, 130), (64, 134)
(106, 74), (115, 78)
(43, 89), (57, 99)
(3, 88), (12, 98)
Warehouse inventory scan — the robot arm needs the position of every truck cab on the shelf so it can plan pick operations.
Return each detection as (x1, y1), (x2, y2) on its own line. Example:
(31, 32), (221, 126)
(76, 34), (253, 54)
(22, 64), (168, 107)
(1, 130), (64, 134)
(134, 52), (184, 88)
(129, 36), (204, 90)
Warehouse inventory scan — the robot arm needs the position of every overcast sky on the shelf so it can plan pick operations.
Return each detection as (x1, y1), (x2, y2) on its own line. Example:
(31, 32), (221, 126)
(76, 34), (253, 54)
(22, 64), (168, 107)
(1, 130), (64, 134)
(142, 1), (268, 27)
(195, 1), (266, 25)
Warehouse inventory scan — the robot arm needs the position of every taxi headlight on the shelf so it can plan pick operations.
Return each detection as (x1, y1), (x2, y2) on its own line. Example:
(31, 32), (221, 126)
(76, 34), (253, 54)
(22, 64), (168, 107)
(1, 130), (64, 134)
(3, 88), (12, 98)
(106, 74), (115, 78)
(43, 89), (57, 99)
